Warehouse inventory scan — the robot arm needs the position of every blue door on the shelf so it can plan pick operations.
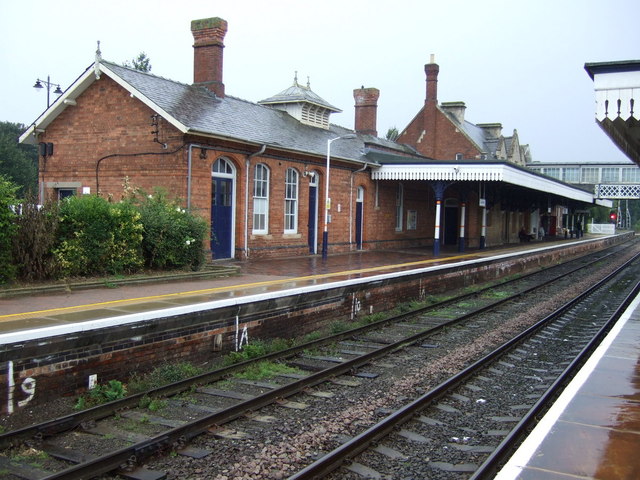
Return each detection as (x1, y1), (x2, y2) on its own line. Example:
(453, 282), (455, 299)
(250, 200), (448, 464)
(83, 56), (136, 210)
(308, 178), (318, 253)
(355, 186), (364, 249)
(211, 158), (235, 259)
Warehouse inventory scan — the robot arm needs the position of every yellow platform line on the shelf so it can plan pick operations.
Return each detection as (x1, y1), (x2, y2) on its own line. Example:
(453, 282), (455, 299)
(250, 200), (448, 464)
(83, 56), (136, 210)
(1, 253), (474, 322)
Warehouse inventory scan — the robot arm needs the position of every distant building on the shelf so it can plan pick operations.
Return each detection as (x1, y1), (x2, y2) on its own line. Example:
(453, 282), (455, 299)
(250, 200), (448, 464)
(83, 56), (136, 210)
(398, 57), (531, 166)
(20, 17), (603, 261)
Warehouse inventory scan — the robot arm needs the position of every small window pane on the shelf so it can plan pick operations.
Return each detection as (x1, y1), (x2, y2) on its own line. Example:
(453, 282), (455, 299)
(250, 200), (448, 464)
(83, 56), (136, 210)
(284, 168), (298, 233)
(581, 168), (599, 183)
(253, 164), (269, 234)
(601, 167), (619, 183)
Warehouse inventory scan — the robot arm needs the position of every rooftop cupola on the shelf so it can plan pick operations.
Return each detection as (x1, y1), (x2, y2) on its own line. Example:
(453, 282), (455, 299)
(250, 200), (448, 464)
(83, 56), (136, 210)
(258, 73), (341, 129)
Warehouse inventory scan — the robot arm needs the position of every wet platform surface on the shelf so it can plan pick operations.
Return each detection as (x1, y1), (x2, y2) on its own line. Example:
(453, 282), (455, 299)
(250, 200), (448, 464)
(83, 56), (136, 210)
(0, 242), (535, 335)
(497, 294), (640, 480)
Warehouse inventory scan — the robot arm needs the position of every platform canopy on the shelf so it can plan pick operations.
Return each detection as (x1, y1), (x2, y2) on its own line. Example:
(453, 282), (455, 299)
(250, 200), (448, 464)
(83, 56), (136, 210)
(371, 162), (608, 205)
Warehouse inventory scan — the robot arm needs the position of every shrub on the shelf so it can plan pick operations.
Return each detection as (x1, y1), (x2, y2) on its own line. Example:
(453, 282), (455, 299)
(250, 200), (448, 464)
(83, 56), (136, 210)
(74, 380), (127, 409)
(127, 362), (204, 394)
(132, 189), (207, 270)
(54, 195), (144, 277)
(0, 175), (18, 283)
(11, 194), (60, 281)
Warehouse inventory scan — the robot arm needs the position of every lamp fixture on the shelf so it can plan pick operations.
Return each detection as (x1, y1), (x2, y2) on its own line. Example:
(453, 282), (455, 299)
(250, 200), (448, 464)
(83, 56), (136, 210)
(33, 75), (63, 108)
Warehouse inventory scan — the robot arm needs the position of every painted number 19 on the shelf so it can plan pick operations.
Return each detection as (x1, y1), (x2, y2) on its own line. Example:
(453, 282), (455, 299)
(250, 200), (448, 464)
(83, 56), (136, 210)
(6, 361), (36, 414)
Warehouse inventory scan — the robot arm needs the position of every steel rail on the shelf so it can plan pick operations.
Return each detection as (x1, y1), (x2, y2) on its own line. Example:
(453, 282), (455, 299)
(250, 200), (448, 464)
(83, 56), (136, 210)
(286, 252), (640, 480)
(469, 274), (640, 479)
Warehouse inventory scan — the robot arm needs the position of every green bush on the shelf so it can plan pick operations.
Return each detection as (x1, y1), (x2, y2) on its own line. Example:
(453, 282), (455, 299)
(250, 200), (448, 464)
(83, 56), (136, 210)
(75, 380), (127, 409)
(132, 189), (207, 270)
(127, 362), (204, 394)
(54, 195), (144, 276)
(11, 194), (60, 281)
(0, 175), (18, 283)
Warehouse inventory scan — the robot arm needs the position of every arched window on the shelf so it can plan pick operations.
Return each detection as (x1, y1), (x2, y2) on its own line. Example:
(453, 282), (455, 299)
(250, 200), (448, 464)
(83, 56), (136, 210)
(395, 183), (404, 231)
(284, 168), (299, 233)
(253, 164), (269, 234)
(212, 157), (234, 176)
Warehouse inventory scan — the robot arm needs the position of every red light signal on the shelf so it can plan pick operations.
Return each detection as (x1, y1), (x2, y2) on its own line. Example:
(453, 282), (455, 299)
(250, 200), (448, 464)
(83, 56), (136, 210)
(609, 211), (617, 223)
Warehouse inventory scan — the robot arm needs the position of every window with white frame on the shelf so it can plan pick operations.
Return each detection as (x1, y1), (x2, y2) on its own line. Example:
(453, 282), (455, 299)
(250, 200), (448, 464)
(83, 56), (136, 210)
(581, 167), (599, 183)
(253, 164), (269, 234)
(601, 167), (620, 183)
(563, 168), (579, 183)
(543, 168), (561, 180)
(284, 168), (299, 233)
(395, 183), (404, 231)
(622, 167), (640, 183)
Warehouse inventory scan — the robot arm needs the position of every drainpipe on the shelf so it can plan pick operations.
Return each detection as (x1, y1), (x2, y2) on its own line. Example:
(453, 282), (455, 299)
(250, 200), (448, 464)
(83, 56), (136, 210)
(244, 145), (267, 259)
(349, 161), (369, 249)
(187, 144), (195, 211)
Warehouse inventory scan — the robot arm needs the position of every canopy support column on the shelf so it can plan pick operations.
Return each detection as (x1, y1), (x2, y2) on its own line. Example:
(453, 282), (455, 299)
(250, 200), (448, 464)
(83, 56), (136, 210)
(458, 193), (467, 253)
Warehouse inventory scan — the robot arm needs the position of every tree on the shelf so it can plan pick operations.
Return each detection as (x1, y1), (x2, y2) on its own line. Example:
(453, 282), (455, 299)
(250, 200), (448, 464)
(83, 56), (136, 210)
(0, 174), (18, 283)
(123, 52), (152, 72)
(386, 126), (400, 141)
(0, 122), (38, 196)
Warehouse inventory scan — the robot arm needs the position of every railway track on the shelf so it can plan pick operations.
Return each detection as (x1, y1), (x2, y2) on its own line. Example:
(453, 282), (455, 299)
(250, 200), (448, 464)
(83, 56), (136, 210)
(296, 252), (640, 479)
(1, 240), (638, 479)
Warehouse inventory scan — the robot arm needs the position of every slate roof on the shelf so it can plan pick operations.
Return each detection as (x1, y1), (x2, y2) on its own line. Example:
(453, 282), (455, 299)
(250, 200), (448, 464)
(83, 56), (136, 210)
(441, 108), (519, 159)
(101, 61), (421, 165)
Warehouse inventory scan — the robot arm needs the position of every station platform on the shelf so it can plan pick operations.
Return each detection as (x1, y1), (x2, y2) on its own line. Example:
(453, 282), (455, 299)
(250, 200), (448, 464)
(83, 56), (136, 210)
(496, 292), (640, 480)
(0, 239), (575, 338)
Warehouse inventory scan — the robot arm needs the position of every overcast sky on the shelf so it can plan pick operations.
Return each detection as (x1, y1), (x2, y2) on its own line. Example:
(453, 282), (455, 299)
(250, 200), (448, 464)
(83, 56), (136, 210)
(2, 0), (638, 163)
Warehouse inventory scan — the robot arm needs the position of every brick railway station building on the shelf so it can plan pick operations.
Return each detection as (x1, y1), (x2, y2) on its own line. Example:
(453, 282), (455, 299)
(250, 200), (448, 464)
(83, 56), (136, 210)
(20, 17), (606, 260)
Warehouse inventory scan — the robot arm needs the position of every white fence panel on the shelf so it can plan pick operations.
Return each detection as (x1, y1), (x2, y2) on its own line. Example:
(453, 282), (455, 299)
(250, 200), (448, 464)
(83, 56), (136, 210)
(588, 223), (615, 234)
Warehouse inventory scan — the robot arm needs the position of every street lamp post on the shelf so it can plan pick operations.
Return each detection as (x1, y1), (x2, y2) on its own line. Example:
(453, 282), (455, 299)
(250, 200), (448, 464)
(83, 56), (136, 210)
(322, 134), (357, 260)
(33, 75), (63, 108)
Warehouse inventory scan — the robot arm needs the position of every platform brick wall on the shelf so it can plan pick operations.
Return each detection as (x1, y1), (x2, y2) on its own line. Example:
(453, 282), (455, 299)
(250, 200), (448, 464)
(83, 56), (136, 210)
(0, 234), (629, 413)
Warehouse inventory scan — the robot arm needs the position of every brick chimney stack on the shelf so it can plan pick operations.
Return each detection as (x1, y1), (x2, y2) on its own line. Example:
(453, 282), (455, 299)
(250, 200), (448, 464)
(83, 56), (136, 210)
(191, 17), (227, 97)
(423, 54), (439, 158)
(353, 87), (380, 136)
(425, 54), (439, 104)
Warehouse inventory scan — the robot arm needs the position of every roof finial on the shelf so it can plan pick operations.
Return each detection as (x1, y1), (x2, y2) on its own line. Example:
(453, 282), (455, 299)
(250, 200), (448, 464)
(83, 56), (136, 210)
(94, 40), (102, 80)
(293, 71), (298, 86)
(307, 76), (310, 89)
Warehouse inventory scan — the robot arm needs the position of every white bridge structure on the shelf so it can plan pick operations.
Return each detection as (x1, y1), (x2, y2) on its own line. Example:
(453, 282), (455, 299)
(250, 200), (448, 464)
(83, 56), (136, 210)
(526, 162), (640, 199)
(526, 162), (639, 228)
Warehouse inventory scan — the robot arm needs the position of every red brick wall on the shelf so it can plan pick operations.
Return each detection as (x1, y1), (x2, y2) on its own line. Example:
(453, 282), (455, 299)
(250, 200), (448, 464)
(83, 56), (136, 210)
(39, 76), (186, 202)
(398, 104), (480, 160)
(37, 76), (500, 260)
